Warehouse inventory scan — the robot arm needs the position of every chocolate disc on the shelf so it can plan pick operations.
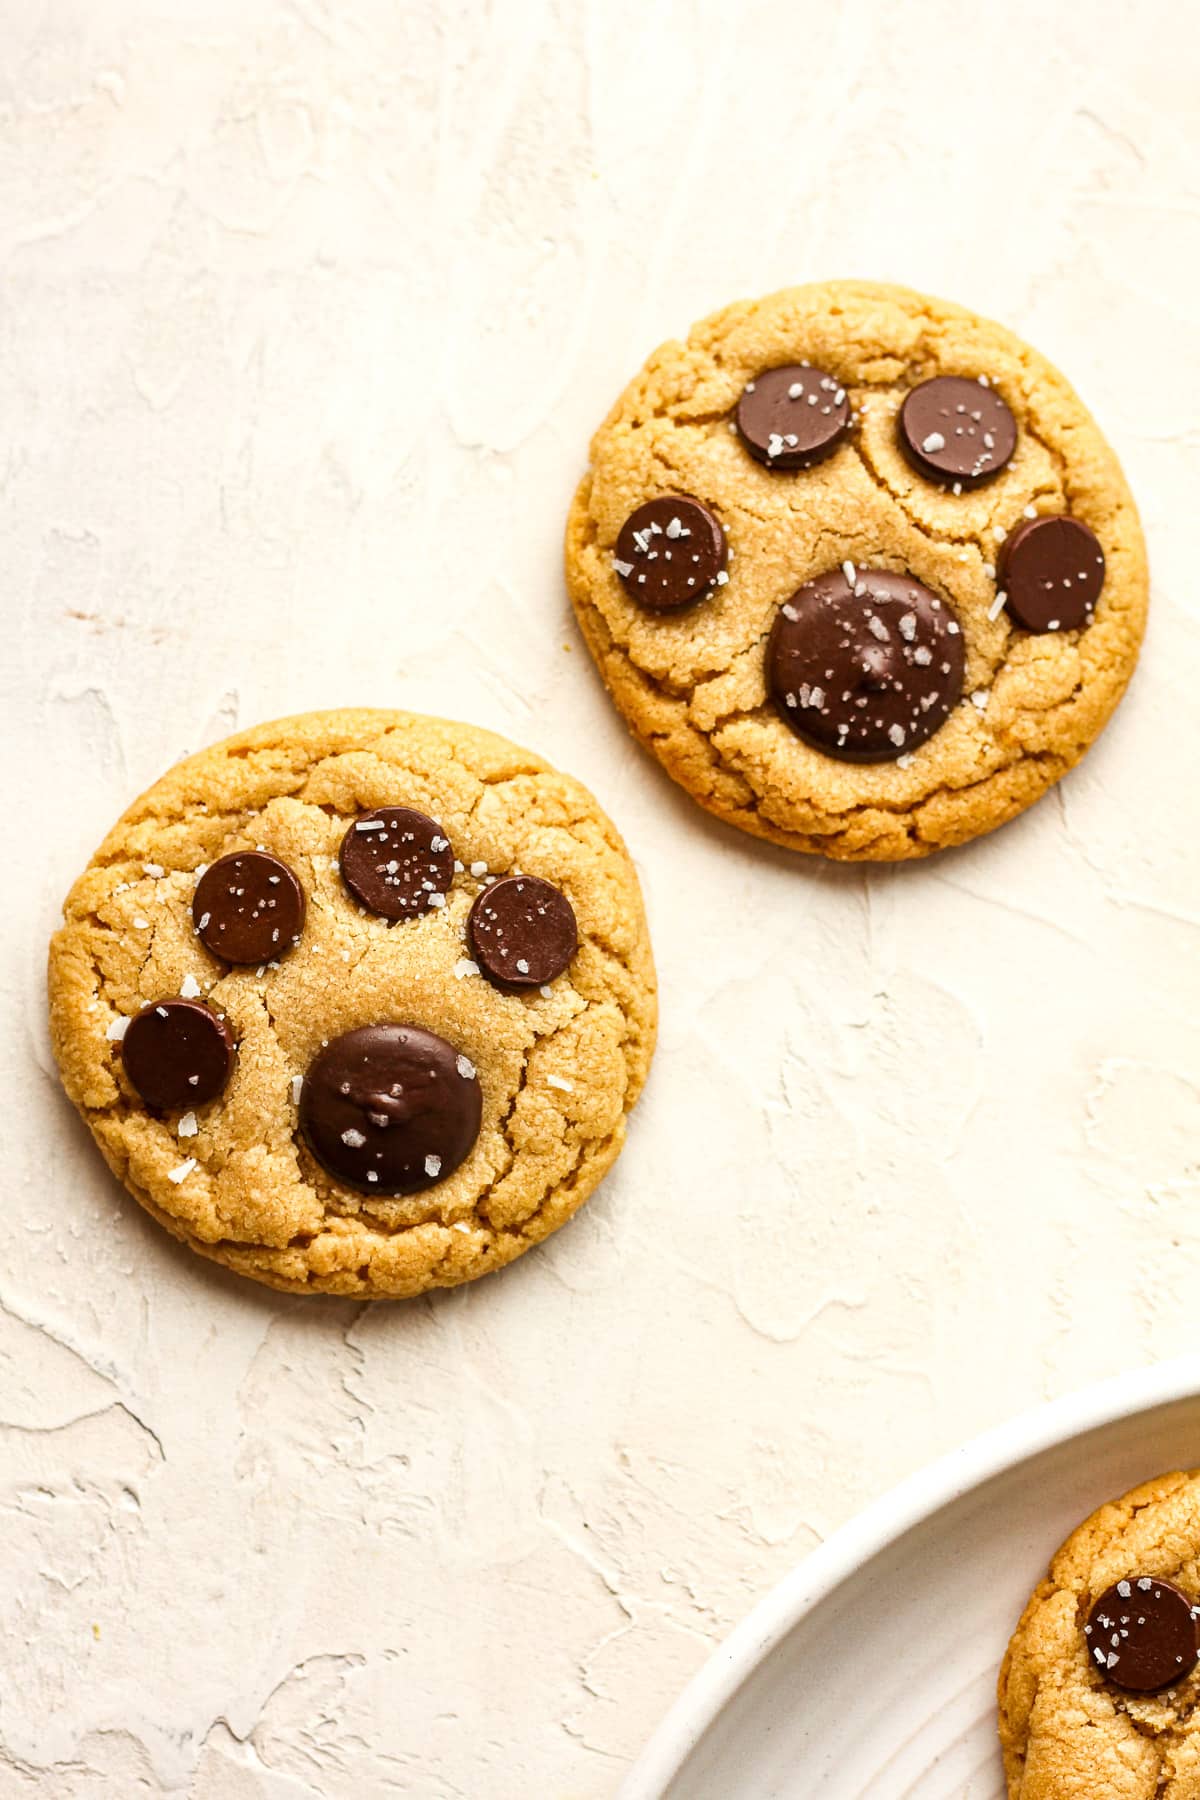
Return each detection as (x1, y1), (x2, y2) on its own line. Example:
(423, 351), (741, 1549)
(1085, 1577), (1200, 1693)
(121, 998), (235, 1112)
(192, 851), (306, 965)
(898, 376), (1017, 487)
(767, 565), (966, 762)
(467, 876), (578, 988)
(998, 514), (1105, 632)
(299, 1024), (482, 1196)
(735, 364), (850, 469)
(614, 496), (727, 611)
(339, 808), (454, 920)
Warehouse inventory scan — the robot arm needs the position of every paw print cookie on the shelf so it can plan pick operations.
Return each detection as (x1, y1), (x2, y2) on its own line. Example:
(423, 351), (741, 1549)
(998, 1470), (1200, 1797)
(48, 709), (656, 1298)
(565, 280), (1148, 860)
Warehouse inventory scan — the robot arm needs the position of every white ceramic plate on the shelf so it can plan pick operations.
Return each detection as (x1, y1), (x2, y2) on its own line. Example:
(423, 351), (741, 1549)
(622, 1357), (1200, 1799)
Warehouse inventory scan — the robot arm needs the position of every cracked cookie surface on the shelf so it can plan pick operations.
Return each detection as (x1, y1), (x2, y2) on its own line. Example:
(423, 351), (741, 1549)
(48, 709), (657, 1298)
(999, 1470), (1200, 1797)
(565, 280), (1148, 861)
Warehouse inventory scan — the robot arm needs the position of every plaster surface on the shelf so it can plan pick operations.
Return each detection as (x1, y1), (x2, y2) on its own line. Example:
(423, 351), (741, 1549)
(2, 2), (1198, 1794)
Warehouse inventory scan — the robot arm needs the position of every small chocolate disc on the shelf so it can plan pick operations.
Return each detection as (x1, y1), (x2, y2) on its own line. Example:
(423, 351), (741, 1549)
(468, 876), (578, 988)
(614, 496), (727, 611)
(735, 364), (850, 469)
(339, 808), (454, 920)
(1085, 1577), (1200, 1693)
(997, 514), (1105, 633)
(192, 851), (306, 965)
(898, 376), (1016, 487)
(767, 565), (966, 762)
(299, 1024), (482, 1196)
(121, 998), (235, 1112)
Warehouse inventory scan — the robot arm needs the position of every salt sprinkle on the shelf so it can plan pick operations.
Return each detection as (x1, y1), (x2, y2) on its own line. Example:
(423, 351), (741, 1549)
(132, 916), (150, 930)
(613, 558), (634, 578)
(546, 1074), (573, 1092)
(516, 958), (531, 975)
(105, 1016), (130, 1042)
(355, 819), (386, 833)
(142, 863), (165, 878)
(454, 958), (480, 979)
(456, 1054), (476, 1080)
(179, 973), (202, 1000)
(470, 861), (488, 877)
(430, 835), (449, 853)
(842, 560), (857, 585)
(178, 1112), (198, 1139)
(167, 1158), (196, 1185)
(988, 590), (1007, 621)
(341, 1128), (366, 1148)
(921, 432), (946, 453)
(424, 1154), (442, 1178)
(971, 690), (989, 712)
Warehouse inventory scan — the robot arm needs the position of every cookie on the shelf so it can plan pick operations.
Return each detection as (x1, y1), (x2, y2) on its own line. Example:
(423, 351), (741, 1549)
(48, 709), (656, 1299)
(998, 1470), (1200, 1797)
(565, 280), (1148, 861)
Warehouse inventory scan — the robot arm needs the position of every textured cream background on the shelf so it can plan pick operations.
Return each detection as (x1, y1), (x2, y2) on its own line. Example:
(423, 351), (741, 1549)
(2, 2), (1197, 1796)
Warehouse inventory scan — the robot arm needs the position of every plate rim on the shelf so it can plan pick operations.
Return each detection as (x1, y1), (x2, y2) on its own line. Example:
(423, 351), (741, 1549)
(620, 1353), (1200, 1799)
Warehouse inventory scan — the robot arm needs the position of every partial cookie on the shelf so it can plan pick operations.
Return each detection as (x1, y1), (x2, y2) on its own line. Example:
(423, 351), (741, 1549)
(565, 280), (1148, 861)
(998, 1470), (1200, 1798)
(48, 709), (657, 1299)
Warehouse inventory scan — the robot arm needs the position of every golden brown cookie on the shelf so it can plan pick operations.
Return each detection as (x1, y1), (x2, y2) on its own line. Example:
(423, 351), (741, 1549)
(48, 709), (656, 1298)
(565, 280), (1148, 861)
(998, 1470), (1200, 1797)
